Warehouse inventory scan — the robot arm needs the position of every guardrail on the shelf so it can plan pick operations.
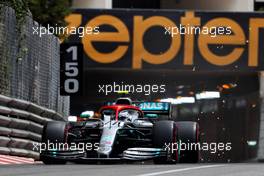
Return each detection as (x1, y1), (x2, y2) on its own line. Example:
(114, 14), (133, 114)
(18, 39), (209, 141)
(0, 94), (66, 160)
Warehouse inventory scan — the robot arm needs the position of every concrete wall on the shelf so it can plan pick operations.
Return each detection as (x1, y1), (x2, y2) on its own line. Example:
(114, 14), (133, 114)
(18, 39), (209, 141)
(160, 0), (254, 11)
(72, 0), (112, 9)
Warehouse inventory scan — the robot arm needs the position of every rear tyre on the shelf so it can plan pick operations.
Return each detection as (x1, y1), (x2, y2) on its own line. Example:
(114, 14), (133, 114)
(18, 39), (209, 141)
(41, 121), (68, 165)
(152, 121), (178, 164)
(175, 121), (200, 163)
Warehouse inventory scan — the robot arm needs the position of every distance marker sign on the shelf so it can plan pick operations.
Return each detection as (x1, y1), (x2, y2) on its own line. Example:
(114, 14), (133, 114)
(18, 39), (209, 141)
(60, 43), (83, 95)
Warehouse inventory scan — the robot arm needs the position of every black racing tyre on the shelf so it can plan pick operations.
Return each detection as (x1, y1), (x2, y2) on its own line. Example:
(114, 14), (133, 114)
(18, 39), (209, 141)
(175, 121), (200, 163)
(42, 121), (68, 143)
(40, 156), (67, 165)
(41, 121), (68, 165)
(152, 121), (178, 164)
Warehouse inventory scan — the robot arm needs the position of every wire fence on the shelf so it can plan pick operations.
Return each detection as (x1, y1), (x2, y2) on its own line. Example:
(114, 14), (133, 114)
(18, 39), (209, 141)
(0, 6), (69, 116)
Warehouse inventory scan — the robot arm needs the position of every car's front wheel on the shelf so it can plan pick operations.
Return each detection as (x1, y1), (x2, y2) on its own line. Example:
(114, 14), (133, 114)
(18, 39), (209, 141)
(152, 120), (178, 164)
(175, 121), (200, 163)
(41, 121), (68, 165)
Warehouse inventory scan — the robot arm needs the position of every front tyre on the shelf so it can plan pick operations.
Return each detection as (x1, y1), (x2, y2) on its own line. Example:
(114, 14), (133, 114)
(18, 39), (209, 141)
(175, 121), (200, 163)
(152, 121), (178, 164)
(41, 156), (67, 165)
(41, 121), (68, 165)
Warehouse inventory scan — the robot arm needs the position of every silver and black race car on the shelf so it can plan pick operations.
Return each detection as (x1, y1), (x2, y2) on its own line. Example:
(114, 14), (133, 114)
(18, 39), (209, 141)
(40, 98), (200, 164)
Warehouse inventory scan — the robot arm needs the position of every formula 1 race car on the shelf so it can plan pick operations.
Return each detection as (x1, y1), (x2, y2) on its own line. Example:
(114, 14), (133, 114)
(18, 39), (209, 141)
(40, 98), (200, 164)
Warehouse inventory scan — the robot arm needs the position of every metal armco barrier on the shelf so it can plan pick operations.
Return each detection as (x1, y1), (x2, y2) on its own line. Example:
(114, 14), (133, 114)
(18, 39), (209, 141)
(0, 94), (66, 160)
(0, 5), (70, 117)
(0, 5), (69, 161)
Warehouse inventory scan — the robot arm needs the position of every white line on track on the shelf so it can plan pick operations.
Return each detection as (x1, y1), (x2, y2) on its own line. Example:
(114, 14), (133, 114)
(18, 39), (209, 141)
(136, 165), (224, 176)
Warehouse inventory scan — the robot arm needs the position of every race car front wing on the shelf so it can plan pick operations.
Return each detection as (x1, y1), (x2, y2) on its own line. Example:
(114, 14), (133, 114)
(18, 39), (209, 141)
(122, 148), (167, 160)
(40, 147), (167, 162)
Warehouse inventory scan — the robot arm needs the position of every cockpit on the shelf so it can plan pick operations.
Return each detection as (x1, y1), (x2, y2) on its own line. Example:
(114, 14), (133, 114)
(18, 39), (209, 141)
(118, 109), (142, 122)
(101, 107), (143, 122)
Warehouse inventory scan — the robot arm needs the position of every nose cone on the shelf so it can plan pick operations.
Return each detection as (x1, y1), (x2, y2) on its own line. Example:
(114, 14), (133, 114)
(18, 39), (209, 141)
(97, 120), (122, 157)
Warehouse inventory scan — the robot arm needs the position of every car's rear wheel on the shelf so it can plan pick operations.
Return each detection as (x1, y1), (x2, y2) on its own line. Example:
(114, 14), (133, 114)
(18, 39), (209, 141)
(41, 121), (68, 165)
(175, 121), (200, 163)
(152, 121), (178, 164)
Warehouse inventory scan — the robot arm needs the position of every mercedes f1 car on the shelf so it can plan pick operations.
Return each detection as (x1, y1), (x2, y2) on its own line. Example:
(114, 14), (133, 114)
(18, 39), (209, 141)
(40, 98), (200, 164)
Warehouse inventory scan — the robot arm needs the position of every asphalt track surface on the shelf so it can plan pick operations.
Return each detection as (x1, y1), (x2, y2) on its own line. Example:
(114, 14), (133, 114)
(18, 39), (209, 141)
(0, 163), (264, 176)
